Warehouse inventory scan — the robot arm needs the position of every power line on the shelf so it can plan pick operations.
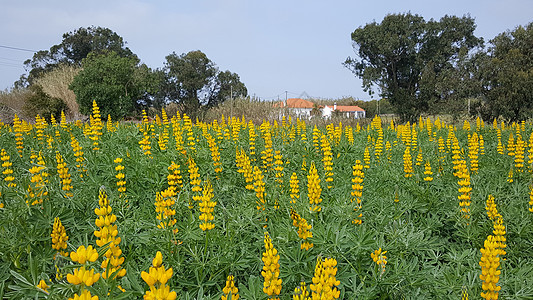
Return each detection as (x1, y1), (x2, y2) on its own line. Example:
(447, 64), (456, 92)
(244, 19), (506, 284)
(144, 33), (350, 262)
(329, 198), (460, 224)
(0, 44), (38, 53)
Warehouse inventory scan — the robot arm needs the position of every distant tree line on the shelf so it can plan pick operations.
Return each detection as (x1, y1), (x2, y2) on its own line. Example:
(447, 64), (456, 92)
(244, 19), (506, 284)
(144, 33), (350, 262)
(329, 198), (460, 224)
(13, 16), (533, 123)
(345, 13), (533, 122)
(17, 26), (247, 120)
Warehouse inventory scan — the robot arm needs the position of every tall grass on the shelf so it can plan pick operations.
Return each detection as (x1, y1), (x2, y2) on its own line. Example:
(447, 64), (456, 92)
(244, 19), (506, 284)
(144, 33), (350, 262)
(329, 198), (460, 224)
(0, 88), (31, 122)
(34, 64), (81, 119)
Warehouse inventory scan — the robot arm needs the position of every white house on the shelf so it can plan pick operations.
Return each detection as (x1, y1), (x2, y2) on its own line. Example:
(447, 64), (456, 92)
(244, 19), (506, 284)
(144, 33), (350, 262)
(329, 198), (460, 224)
(322, 103), (366, 119)
(275, 98), (317, 119)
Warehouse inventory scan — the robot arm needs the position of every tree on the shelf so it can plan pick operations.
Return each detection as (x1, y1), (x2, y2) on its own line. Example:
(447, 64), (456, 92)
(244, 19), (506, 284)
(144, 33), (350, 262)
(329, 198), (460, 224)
(23, 85), (67, 122)
(476, 22), (533, 122)
(159, 50), (247, 119)
(19, 26), (135, 86)
(344, 13), (482, 122)
(69, 51), (158, 119)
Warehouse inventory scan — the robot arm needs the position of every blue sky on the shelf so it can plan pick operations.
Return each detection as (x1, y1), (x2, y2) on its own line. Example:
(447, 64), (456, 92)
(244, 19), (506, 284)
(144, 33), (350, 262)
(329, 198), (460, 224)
(1, 0), (532, 100)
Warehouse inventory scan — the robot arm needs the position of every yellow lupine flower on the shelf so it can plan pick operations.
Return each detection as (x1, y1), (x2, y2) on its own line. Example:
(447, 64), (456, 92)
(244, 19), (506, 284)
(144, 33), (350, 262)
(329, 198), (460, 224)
(70, 245), (99, 264)
(36, 279), (49, 293)
(221, 275), (239, 300)
(67, 266), (100, 286)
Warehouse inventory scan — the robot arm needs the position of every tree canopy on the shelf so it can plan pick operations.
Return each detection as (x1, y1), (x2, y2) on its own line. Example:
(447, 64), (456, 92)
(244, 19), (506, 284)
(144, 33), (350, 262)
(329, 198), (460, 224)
(19, 26), (135, 87)
(69, 51), (158, 119)
(476, 22), (533, 121)
(158, 50), (247, 118)
(344, 13), (482, 122)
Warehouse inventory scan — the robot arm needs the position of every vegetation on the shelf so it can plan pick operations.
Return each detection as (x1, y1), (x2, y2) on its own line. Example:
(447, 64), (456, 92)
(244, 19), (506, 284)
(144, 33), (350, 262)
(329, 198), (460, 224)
(69, 51), (158, 119)
(19, 26), (136, 87)
(158, 50), (247, 119)
(344, 13), (482, 123)
(0, 106), (532, 299)
(476, 22), (533, 121)
(22, 85), (67, 122)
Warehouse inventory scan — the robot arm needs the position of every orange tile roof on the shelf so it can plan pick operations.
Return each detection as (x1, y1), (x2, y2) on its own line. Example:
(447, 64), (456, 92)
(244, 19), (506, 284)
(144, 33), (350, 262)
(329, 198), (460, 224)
(274, 98), (315, 109)
(334, 105), (365, 112)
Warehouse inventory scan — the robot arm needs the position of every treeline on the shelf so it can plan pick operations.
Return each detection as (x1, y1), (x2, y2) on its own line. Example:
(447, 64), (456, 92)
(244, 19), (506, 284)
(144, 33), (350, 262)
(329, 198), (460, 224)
(344, 13), (533, 123)
(2, 15), (532, 124)
(3, 26), (247, 122)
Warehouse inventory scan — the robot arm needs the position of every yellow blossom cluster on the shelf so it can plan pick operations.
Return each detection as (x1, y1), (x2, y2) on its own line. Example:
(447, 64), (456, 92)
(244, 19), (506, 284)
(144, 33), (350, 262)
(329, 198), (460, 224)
(351, 160), (364, 224)
(307, 162), (322, 213)
(236, 148), (254, 190)
(114, 158), (126, 197)
(293, 281), (310, 300)
(320, 135), (333, 189)
(221, 275), (239, 300)
(94, 189), (126, 279)
(155, 191), (177, 232)
(309, 257), (340, 300)
(273, 150), (284, 187)
(26, 152), (48, 206)
(51, 217), (69, 257)
(70, 135), (86, 178)
(479, 235), (502, 299)
(403, 147), (413, 178)
(253, 166), (266, 211)
(262, 232), (282, 299)
(67, 245), (100, 300)
(290, 209), (313, 250)
(289, 172), (300, 204)
(456, 161), (472, 222)
(198, 180), (216, 231)
(423, 160), (433, 182)
(188, 157), (202, 209)
(56, 151), (73, 197)
(13, 114), (24, 156)
(141, 251), (177, 300)
(1, 149), (15, 187)
(89, 100), (103, 151)
(371, 248), (388, 277)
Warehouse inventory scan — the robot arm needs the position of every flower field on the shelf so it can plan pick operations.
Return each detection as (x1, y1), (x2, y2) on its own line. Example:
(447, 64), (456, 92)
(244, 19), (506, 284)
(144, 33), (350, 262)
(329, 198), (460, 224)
(1, 102), (533, 299)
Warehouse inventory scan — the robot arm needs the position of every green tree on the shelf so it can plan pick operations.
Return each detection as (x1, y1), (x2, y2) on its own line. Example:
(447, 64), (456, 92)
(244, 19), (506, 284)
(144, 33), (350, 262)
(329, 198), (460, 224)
(19, 26), (135, 87)
(23, 85), (67, 122)
(69, 51), (158, 119)
(477, 22), (533, 121)
(160, 50), (247, 119)
(344, 13), (482, 122)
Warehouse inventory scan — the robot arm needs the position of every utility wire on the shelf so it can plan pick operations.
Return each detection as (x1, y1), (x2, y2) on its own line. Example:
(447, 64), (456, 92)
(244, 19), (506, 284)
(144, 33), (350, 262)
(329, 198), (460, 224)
(0, 44), (38, 52)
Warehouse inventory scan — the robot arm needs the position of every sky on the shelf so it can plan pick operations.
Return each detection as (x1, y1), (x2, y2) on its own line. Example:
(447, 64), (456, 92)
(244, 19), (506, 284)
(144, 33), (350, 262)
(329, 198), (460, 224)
(1, 0), (532, 101)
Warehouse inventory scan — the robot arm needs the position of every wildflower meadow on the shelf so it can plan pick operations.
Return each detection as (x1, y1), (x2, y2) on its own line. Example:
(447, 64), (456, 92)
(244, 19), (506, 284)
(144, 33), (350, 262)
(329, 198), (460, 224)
(0, 101), (532, 299)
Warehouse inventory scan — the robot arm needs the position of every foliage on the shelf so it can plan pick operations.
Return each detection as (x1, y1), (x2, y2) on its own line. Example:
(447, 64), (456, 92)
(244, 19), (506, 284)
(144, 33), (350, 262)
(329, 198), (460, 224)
(19, 26), (135, 87)
(1, 112), (533, 299)
(476, 22), (533, 122)
(159, 50), (247, 119)
(22, 85), (67, 121)
(344, 13), (482, 122)
(69, 51), (159, 119)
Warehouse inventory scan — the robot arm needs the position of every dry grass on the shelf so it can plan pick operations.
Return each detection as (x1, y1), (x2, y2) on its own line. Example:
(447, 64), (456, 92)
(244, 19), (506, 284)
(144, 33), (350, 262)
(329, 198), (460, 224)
(203, 97), (280, 124)
(34, 64), (81, 119)
(0, 88), (31, 123)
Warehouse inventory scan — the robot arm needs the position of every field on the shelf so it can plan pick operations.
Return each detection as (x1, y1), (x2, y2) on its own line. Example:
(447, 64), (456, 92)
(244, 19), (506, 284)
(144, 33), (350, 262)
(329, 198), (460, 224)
(0, 102), (532, 299)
